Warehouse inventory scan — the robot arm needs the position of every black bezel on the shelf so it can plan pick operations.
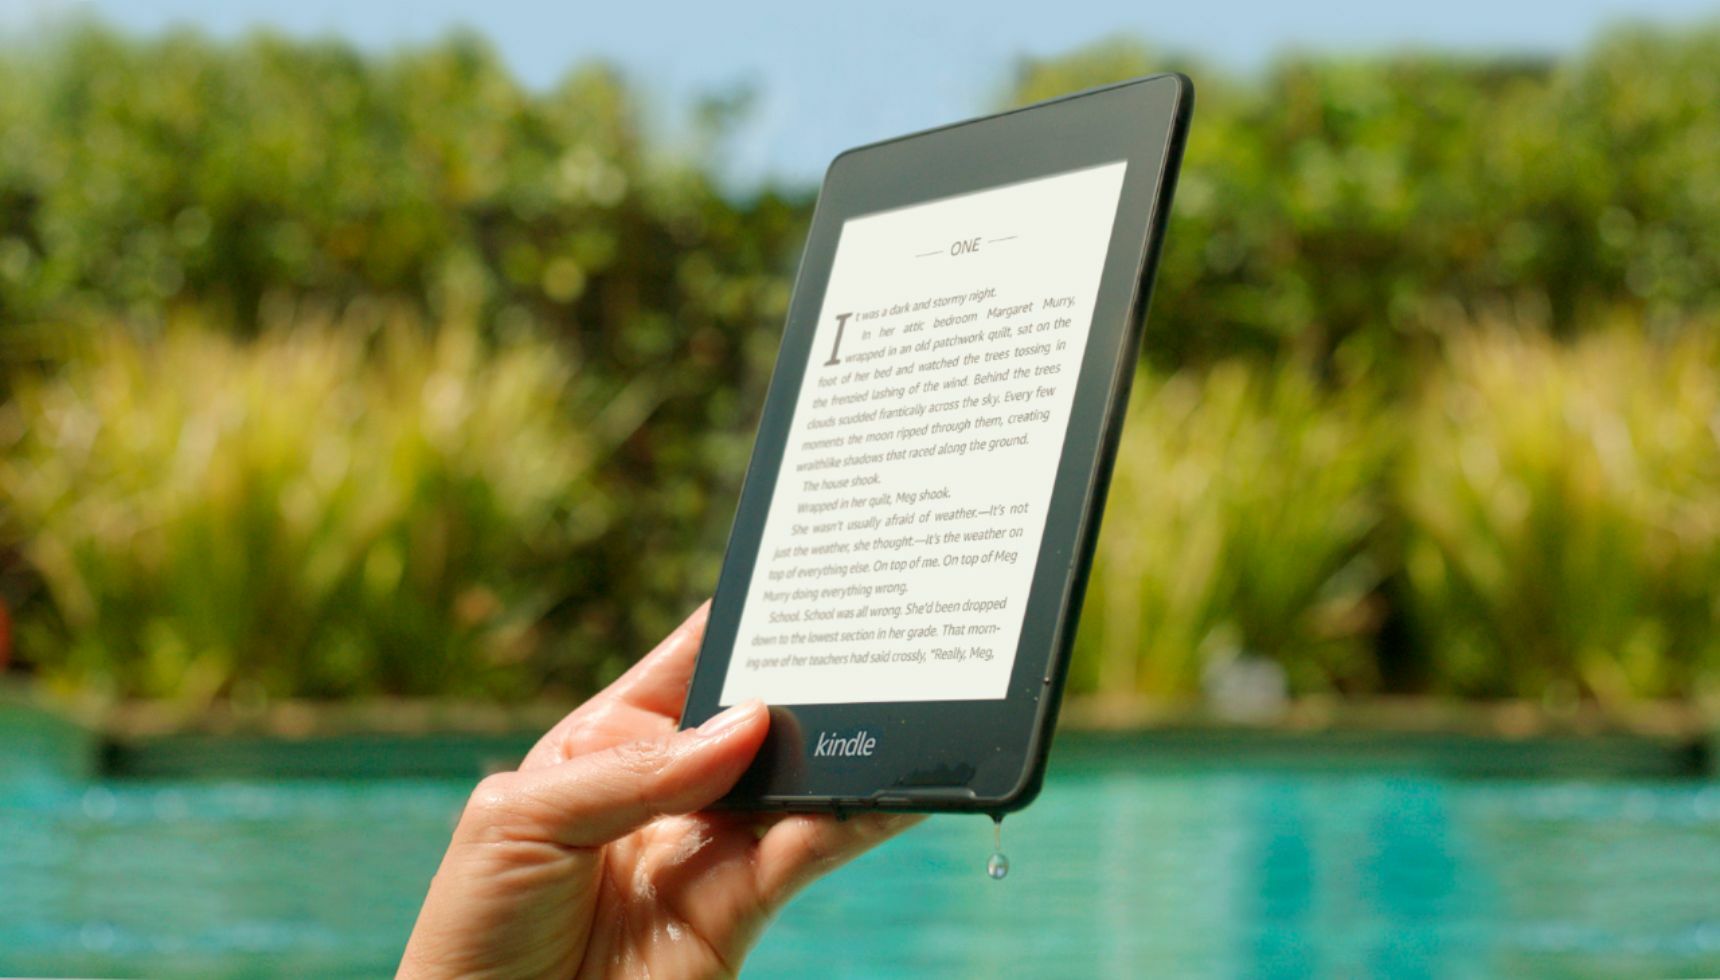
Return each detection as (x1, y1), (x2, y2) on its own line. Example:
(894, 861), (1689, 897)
(680, 73), (1193, 814)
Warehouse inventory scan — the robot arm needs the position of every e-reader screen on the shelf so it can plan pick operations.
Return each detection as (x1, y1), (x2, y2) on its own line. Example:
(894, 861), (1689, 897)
(719, 161), (1129, 707)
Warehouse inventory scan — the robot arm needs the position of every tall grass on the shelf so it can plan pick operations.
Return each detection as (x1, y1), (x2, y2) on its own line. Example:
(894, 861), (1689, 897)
(2, 317), (1714, 706)
(1071, 362), (1391, 698)
(1075, 321), (1719, 704)
(1399, 324), (1720, 702)
(0, 312), (607, 704)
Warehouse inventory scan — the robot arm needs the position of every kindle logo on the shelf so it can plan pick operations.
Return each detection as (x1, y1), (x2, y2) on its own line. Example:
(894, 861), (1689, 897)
(813, 730), (877, 758)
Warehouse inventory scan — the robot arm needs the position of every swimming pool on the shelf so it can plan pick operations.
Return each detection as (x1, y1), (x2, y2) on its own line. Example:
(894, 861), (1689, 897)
(3, 736), (1719, 976)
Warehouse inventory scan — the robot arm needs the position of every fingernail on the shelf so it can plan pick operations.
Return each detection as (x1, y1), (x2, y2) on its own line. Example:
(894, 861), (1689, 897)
(696, 699), (764, 737)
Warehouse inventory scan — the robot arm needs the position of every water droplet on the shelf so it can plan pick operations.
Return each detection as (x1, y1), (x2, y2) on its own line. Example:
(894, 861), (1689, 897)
(986, 814), (1008, 879)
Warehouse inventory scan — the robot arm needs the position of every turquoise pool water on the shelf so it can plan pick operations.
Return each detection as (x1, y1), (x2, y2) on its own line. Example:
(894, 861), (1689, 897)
(4, 743), (1720, 977)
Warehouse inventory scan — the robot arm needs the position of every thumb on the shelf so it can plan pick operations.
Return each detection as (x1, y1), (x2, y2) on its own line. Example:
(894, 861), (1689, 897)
(458, 700), (769, 849)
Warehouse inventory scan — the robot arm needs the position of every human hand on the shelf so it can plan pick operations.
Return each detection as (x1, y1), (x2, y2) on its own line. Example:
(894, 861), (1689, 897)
(399, 602), (922, 978)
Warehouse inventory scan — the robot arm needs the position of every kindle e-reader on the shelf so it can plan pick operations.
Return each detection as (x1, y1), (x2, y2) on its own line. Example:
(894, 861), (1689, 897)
(680, 73), (1193, 814)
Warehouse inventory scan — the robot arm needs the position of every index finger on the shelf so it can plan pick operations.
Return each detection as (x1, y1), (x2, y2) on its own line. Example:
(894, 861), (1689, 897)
(519, 600), (711, 770)
(598, 599), (712, 719)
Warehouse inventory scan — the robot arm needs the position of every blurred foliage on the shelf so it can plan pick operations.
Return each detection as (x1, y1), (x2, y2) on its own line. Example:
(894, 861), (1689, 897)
(0, 22), (1716, 703)
(1076, 320), (1720, 702)
(1399, 325), (1720, 703)
(0, 313), (615, 703)
(1071, 362), (1391, 698)
(1007, 26), (1720, 374)
(0, 25), (807, 675)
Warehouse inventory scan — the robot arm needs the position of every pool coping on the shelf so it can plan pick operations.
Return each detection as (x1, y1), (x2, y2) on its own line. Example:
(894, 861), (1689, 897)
(5, 684), (1716, 782)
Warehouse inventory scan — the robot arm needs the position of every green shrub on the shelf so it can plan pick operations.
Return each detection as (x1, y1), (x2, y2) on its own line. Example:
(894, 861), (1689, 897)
(0, 313), (610, 703)
(0, 26), (804, 668)
(3, 24), (1718, 706)
(1005, 24), (1720, 372)
(1071, 361), (1391, 697)
(1399, 324), (1720, 701)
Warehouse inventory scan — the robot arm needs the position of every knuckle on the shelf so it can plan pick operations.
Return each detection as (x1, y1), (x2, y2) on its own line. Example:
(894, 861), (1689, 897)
(464, 772), (524, 825)
(610, 736), (678, 778)
(470, 771), (517, 807)
(460, 771), (561, 845)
